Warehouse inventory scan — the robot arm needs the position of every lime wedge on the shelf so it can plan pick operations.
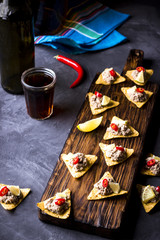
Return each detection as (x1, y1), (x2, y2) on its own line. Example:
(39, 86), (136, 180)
(113, 119), (128, 126)
(154, 156), (160, 161)
(101, 96), (110, 106)
(109, 182), (120, 193)
(136, 71), (144, 83)
(104, 143), (115, 151)
(77, 116), (103, 132)
(8, 185), (20, 196)
(56, 192), (69, 199)
(142, 185), (156, 203)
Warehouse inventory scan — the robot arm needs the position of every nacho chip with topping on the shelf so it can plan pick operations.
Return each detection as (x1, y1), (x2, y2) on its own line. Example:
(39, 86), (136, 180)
(37, 189), (71, 219)
(125, 69), (153, 86)
(87, 92), (119, 115)
(103, 116), (139, 140)
(99, 143), (134, 166)
(87, 171), (127, 200)
(61, 153), (97, 178)
(141, 153), (160, 176)
(137, 184), (160, 213)
(95, 68), (126, 85)
(121, 87), (153, 108)
(0, 184), (30, 210)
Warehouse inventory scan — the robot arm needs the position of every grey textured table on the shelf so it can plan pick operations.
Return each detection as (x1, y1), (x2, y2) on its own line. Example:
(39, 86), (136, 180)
(0, 1), (160, 239)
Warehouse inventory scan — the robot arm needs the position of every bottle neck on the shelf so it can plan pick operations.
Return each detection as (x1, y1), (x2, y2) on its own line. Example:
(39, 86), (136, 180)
(3, 0), (9, 7)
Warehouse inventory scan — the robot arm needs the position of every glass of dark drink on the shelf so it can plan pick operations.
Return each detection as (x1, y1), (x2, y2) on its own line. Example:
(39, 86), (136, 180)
(21, 67), (56, 120)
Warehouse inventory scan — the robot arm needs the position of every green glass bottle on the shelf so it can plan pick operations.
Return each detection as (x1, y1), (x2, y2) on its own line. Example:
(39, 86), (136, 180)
(0, 0), (35, 94)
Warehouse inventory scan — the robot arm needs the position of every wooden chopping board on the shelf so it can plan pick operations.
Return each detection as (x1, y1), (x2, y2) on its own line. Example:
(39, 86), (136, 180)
(38, 49), (159, 238)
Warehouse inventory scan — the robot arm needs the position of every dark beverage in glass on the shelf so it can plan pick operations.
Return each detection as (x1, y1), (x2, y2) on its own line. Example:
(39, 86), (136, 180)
(21, 68), (56, 120)
(0, 0), (35, 94)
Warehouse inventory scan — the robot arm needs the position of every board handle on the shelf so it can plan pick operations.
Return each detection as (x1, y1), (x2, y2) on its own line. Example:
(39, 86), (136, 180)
(121, 49), (144, 76)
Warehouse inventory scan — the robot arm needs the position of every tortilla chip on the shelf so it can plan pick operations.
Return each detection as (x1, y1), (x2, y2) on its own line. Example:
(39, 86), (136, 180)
(61, 153), (97, 178)
(95, 69), (126, 85)
(0, 184), (30, 210)
(136, 184), (159, 213)
(121, 87), (153, 108)
(141, 153), (160, 176)
(37, 189), (71, 219)
(87, 92), (119, 115)
(125, 69), (153, 86)
(99, 143), (134, 166)
(87, 171), (127, 200)
(103, 116), (139, 140)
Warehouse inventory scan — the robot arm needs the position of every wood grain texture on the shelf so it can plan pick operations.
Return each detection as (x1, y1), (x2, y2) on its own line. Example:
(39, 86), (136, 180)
(38, 50), (159, 238)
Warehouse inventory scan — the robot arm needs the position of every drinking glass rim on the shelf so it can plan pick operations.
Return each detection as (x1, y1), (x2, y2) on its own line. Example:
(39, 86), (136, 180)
(21, 67), (56, 91)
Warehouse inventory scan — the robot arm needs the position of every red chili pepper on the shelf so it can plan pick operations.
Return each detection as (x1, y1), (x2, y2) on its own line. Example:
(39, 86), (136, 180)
(0, 186), (9, 196)
(136, 88), (144, 93)
(156, 186), (160, 193)
(95, 91), (103, 98)
(54, 55), (84, 88)
(109, 69), (117, 78)
(147, 159), (156, 167)
(136, 66), (145, 72)
(55, 198), (65, 206)
(73, 156), (80, 165)
(111, 123), (118, 131)
(116, 146), (124, 151)
(102, 179), (108, 188)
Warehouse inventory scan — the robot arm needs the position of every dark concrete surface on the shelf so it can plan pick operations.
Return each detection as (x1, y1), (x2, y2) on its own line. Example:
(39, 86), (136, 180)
(0, 1), (160, 239)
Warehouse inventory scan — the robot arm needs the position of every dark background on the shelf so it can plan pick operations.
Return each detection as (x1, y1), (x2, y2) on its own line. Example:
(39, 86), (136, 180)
(0, 0), (160, 239)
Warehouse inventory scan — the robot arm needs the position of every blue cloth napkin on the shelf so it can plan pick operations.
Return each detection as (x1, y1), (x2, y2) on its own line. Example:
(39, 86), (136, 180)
(34, 1), (129, 54)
